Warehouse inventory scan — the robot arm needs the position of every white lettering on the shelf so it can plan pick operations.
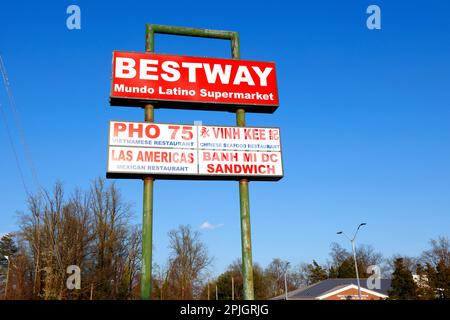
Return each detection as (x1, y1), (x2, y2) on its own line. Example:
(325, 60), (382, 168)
(233, 66), (255, 86)
(252, 66), (273, 86)
(115, 57), (136, 79)
(181, 62), (203, 83)
(161, 61), (180, 82)
(203, 64), (232, 84)
(140, 59), (159, 80)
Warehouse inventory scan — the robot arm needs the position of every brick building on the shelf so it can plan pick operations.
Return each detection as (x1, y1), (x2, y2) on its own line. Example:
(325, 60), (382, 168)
(272, 278), (391, 300)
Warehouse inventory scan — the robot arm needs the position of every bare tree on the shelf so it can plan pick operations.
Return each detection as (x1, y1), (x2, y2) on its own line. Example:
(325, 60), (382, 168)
(385, 255), (418, 277)
(328, 242), (384, 278)
(88, 178), (133, 299)
(14, 178), (138, 300)
(264, 258), (297, 297)
(421, 236), (450, 268)
(167, 225), (212, 299)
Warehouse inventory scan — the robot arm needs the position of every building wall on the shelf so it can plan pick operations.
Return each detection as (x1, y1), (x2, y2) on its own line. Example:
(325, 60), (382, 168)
(323, 288), (384, 300)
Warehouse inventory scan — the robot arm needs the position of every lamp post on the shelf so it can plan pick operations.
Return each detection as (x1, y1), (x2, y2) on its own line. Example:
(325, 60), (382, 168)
(4, 256), (10, 299)
(215, 284), (218, 300)
(284, 262), (290, 300)
(337, 223), (367, 300)
(232, 277), (235, 301)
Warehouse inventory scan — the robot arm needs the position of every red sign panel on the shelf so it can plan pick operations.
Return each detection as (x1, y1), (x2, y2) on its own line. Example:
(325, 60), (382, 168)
(110, 51), (279, 113)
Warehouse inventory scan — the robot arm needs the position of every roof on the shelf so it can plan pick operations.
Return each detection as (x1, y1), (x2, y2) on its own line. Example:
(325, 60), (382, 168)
(271, 278), (392, 300)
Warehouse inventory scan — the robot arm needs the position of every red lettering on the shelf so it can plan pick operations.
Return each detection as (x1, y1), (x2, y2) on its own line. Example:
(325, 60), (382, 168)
(266, 165), (275, 175)
(260, 129), (266, 140)
(181, 126), (193, 140)
(128, 123), (143, 138)
(241, 164), (255, 173)
(244, 128), (252, 140)
(145, 124), (160, 138)
(261, 153), (278, 163)
(126, 151), (133, 161)
(270, 154), (278, 162)
(112, 149), (133, 161)
(205, 164), (277, 175)
(113, 123), (127, 137)
(169, 125), (180, 139)
(243, 153), (256, 162)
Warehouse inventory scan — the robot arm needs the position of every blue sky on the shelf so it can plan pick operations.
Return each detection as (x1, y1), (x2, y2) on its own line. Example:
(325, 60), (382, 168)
(0, 1), (449, 275)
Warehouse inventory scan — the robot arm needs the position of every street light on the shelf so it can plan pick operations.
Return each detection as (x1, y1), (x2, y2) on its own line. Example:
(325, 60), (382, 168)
(284, 262), (290, 300)
(4, 256), (10, 299)
(232, 276), (235, 301)
(337, 223), (367, 300)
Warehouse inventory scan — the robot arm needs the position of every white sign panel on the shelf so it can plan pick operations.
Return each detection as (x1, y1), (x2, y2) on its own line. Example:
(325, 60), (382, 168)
(198, 126), (280, 152)
(109, 121), (196, 148)
(108, 146), (198, 175)
(198, 150), (283, 177)
(107, 121), (283, 180)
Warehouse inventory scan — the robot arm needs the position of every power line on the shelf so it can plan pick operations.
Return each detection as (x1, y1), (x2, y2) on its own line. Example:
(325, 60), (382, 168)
(0, 101), (29, 195)
(0, 54), (40, 190)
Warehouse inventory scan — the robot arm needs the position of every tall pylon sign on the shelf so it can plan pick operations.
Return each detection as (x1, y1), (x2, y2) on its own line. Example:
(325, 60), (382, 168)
(106, 24), (283, 300)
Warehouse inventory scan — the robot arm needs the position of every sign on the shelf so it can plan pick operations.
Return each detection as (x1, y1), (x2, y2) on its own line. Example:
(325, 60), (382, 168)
(109, 121), (197, 148)
(107, 121), (283, 180)
(198, 150), (283, 176)
(110, 51), (279, 113)
(197, 125), (280, 152)
(108, 146), (198, 175)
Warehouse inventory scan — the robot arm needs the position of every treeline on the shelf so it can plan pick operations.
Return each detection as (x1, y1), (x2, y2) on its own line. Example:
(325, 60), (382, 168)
(0, 179), (214, 300)
(283, 239), (450, 300)
(194, 239), (449, 300)
(0, 179), (449, 300)
(0, 178), (141, 299)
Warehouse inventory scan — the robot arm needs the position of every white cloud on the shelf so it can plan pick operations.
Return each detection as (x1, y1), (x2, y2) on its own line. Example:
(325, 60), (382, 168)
(200, 221), (224, 230)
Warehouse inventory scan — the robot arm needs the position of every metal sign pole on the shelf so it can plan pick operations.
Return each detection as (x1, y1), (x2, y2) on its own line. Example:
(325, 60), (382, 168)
(141, 104), (154, 300)
(232, 33), (255, 301)
(140, 31), (156, 299)
(236, 111), (254, 300)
